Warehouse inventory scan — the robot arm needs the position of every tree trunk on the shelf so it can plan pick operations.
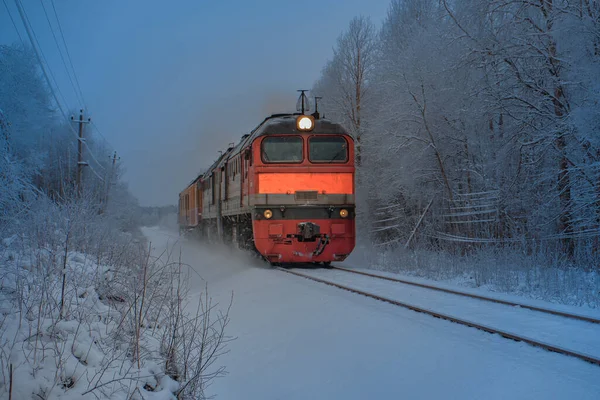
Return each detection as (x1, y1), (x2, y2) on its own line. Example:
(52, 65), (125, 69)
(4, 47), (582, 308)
(546, 0), (574, 255)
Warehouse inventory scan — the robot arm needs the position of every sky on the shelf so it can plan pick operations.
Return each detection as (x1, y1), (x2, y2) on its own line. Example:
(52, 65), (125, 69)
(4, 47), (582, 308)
(1, 0), (389, 206)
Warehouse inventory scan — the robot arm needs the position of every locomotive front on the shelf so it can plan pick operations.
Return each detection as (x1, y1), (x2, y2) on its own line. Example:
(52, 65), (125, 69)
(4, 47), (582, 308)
(249, 114), (356, 265)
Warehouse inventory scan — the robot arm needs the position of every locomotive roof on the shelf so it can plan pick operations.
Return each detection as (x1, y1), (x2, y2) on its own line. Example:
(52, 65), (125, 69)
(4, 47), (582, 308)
(252, 114), (347, 139)
(180, 113), (349, 192)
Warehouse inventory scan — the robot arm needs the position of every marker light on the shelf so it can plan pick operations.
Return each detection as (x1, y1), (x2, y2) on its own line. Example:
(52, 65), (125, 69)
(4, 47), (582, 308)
(296, 115), (315, 131)
(264, 209), (273, 219)
(339, 209), (349, 218)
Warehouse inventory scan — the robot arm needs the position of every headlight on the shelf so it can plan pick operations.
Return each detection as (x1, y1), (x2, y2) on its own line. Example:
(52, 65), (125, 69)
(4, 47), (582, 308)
(264, 209), (273, 219)
(296, 115), (315, 131)
(339, 209), (349, 218)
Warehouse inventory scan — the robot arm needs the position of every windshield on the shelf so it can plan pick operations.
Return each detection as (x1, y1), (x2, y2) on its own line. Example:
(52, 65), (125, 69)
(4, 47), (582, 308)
(309, 136), (348, 162)
(261, 136), (303, 163)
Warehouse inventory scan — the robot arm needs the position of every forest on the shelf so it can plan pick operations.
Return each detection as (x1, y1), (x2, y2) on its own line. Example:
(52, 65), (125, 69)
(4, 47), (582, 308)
(0, 43), (227, 399)
(312, 0), (600, 291)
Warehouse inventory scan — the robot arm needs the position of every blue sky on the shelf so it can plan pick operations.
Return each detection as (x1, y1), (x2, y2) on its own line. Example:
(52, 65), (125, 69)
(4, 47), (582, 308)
(1, 0), (389, 206)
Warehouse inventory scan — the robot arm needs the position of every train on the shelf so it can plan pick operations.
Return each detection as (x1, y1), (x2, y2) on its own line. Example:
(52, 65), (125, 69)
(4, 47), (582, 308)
(177, 93), (356, 266)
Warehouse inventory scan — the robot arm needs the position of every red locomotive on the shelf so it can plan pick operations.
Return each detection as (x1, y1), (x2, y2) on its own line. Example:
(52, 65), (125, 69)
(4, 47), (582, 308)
(178, 94), (355, 265)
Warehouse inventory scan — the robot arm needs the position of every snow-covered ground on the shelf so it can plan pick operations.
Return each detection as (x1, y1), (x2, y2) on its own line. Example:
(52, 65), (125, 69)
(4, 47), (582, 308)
(143, 226), (600, 400)
(0, 245), (180, 400)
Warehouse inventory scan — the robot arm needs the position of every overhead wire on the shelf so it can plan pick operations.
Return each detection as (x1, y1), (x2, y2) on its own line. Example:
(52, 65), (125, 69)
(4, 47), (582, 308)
(49, 0), (87, 109)
(13, 0), (107, 172)
(80, 132), (109, 172)
(16, 0), (70, 112)
(39, 0), (84, 108)
(13, 0), (67, 122)
(87, 163), (105, 182)
(6, 2), (115, 180)
(90, 121), (116, 152)
(44, 0), (116, 168)
(2, 0), (24, 44)
(43, 2), (118, 160)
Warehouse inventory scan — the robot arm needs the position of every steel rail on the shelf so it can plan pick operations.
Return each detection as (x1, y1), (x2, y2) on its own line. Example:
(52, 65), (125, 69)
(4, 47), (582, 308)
(330, 266), (600, 324)
(277, 267), (600, 366)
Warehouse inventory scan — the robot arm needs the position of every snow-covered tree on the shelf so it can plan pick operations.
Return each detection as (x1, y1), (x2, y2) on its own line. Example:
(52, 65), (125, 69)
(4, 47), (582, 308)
(313, 0), (600, 257)
(313, 16), (377, 163)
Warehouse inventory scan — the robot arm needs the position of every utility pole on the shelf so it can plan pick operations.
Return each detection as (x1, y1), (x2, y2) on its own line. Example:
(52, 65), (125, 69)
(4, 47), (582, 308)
(71, 110), (90, 197)
(102, 151), (119, 213)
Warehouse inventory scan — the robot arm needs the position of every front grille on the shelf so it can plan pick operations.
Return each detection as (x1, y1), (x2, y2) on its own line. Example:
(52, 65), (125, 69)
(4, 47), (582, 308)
(295, 190), (318, 201)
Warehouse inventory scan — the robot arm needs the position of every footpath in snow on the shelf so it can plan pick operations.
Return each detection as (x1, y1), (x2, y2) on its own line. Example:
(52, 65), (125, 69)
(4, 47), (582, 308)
(143, 227), (600, 400)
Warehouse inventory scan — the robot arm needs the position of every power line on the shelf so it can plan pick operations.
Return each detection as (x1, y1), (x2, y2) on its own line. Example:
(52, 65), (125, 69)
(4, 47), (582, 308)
(16, 0), (69, 111)
(91, 121), (116, 151)
(41, 1), (114, 170)
(41, 0), (113, 167)
(49, 0), (86, 109)
(39, 0), (84, 108)
(13, 0), (66, 118)
(13, 0), (107, 172)
(82, 138), (108, 171)
(13, 2), (116, 166)
(2, 0), (24, 44)
(87, 163), (105, 182)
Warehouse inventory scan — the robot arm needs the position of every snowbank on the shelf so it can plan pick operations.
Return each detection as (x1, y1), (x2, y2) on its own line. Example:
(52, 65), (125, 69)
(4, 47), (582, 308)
(0, 246), (179, 399)
(0, 234), (230, 399)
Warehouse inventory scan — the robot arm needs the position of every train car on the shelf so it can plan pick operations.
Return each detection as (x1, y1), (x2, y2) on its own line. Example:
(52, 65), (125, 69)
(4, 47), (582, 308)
(177, 177), (201, 229)
(178, 97), (355, 265)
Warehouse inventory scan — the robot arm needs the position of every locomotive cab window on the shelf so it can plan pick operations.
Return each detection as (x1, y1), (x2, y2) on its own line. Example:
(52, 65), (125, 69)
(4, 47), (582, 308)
(309, 136), (348, 162)
(261, 136), (303, 163)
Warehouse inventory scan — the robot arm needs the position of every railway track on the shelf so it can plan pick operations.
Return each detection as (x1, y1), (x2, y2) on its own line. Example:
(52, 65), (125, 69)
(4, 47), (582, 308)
(329, 266), (600, 324)
(276, 266), (600, 366)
